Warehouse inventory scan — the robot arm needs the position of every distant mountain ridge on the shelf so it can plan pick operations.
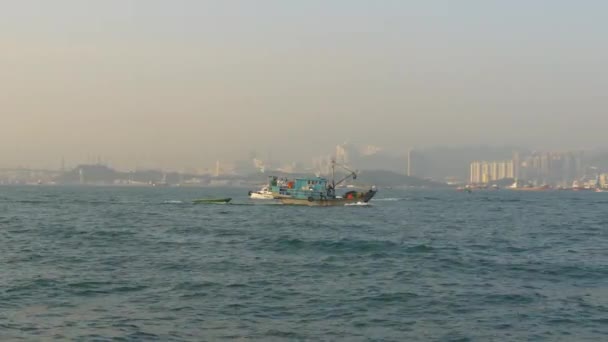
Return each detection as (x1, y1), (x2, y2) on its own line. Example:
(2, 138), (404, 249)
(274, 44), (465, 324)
(54, 164), (445, 187)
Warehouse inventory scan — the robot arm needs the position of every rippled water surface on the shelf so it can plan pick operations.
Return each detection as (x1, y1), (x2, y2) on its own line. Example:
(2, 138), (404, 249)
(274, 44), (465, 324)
(1, 186), (607, 341)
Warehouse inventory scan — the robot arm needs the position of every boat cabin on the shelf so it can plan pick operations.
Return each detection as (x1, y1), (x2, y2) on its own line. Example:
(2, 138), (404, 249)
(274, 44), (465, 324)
(295, 177), (327, 192)
(269, 176), (332, 200)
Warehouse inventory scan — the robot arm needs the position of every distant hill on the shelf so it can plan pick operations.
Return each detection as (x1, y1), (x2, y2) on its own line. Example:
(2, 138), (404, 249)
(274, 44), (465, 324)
(56, 165), (189, 185)
(56, 164), (119, 183)
(332, 143), (528, 182)
(352, 169), (447, 188)
(54, 164), (445, 188)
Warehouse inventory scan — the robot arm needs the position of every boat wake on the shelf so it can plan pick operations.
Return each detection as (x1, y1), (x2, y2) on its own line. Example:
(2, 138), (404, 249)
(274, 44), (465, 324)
(162, 200), (184, 204)
(373, 198), (403, 202)
(345, 202), (372, 206)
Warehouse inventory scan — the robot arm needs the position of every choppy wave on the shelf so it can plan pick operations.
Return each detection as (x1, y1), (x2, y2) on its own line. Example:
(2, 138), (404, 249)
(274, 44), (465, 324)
(1, 186), (607, 340)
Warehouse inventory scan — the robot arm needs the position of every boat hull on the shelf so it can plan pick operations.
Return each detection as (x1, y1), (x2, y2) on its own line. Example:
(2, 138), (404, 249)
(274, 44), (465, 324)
(279, 197), (366, 206)
(279, 190), (377, 206)
(193, 198), (232, 204)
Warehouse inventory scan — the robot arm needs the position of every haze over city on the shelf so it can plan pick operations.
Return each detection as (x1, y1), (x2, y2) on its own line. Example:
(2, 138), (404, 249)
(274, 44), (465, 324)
(2, 1), (607, 170)
(3, 5), (608, 340)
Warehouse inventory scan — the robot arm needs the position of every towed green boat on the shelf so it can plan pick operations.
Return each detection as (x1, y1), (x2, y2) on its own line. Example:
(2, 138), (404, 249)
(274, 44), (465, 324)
(193, 198), (232, 204)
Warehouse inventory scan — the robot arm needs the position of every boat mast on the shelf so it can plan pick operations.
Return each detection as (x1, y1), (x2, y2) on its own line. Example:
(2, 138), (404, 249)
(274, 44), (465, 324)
(332, 158), (336, 188)
(331, 161), (358, 187)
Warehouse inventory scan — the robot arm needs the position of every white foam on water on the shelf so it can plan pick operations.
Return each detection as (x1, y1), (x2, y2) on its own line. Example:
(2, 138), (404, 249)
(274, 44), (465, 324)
(163, 200), (184, 204)
(345, 202), (371, 206)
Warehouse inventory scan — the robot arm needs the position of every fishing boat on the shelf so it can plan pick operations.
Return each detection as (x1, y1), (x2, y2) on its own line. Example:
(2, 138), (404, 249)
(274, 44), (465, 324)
(278, 160), (377, 206)
(193, 198), (232, 204)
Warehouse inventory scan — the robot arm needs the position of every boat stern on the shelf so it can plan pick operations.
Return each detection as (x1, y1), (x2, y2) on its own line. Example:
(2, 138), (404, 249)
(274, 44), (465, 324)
(362, 186), (378, 203)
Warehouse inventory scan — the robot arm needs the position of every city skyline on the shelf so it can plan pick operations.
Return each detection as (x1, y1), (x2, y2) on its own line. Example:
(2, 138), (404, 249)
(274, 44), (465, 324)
(3, 139), (608, 189)
(0, 142), (602, 171)
(4, 142), (608, 177)
(3, 137), (608, 172)
(3, 145), (608, 189)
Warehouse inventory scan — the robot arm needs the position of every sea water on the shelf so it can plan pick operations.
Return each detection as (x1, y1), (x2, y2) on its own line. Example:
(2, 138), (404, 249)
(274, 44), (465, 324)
(1, 186), (607, 341)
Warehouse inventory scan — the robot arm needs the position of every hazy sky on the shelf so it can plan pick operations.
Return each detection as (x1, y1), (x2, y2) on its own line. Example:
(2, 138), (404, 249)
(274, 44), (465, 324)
(2, 0), (607, 169)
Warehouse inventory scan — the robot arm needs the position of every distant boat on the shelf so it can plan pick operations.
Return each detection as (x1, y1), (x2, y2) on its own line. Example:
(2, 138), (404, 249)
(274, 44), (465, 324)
(249, 189), (274, 199)
(508, 180), (519, 189)
(193, 198), (232, 204)
(248, 184), (276, 200)
(572, 180), (593, 191)
(508, 179), (550, 191)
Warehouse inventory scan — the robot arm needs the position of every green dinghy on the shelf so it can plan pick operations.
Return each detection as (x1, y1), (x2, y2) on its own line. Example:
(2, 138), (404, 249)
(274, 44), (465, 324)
(193, 198), (232, 204)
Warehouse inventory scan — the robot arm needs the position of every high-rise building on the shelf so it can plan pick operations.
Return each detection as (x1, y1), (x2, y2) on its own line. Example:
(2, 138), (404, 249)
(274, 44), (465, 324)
(470, 161), (481, 184)
(481, 162), (490, 184)
(470, 160), (514, 184)
(498, 161), (511, 180)
(512, 152), (520, 179)
(490, 162), (499, 181)
(514, 150), (585, 186)
(600, 174), (608, 188)
(506, 160), (514, 179)
(336, 144), (349, 165)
